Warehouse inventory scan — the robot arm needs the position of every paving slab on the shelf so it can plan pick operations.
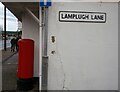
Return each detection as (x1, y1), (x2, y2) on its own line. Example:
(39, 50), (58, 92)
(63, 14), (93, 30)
(2, 48), (17, 63)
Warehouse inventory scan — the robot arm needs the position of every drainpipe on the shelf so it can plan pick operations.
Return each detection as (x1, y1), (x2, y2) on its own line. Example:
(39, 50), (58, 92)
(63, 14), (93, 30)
(4, 6), (6, 51)
(39, 6), (43, 91)
(39, 6), (49, 91)
(43, 7), (48, 57)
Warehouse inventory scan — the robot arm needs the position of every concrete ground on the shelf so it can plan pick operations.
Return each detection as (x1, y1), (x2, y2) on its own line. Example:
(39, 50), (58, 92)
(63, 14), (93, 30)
(2, 53), (18, 91)
(2, 48), (16, 62)
(2, 48), (39, 92)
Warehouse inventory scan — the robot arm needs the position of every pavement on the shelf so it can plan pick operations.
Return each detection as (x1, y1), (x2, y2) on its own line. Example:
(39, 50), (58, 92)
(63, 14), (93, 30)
(2, 48), (17, 62)
(2, 48), (39, 92)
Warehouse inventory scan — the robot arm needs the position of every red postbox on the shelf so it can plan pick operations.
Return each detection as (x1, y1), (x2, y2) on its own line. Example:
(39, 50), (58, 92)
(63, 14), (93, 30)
(17, 39), (34, 91)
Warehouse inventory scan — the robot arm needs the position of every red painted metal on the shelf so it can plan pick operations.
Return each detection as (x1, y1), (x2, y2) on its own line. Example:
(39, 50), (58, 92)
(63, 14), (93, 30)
(17, 39), (34, 79)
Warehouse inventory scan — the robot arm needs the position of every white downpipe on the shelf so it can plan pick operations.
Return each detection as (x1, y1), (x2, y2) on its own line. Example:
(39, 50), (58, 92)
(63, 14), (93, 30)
(39, 7), (42, 91)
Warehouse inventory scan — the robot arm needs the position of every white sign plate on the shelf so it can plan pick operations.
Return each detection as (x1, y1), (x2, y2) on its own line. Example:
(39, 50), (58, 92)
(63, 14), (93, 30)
(59, 11), (106, 23)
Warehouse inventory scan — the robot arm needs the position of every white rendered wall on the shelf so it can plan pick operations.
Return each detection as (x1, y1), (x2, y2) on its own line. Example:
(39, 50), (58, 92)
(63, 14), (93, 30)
(47, 2), (118, 90)
(22, 12), (39, 77)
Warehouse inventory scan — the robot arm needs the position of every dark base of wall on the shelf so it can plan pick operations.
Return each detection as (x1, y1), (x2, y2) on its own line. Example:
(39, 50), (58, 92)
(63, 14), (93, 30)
(33, 77), (39, 91)
(33, 77), (39, 83)
(46, 91), (119, 92)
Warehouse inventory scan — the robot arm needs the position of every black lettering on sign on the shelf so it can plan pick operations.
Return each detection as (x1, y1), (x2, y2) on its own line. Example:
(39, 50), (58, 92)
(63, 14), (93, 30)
(91, 15), (104, 20)
(59, 11), (106, 23)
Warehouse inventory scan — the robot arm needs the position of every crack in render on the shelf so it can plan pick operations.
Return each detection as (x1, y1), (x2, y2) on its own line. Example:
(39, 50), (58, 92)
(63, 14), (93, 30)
(57, 53), (66, 90)
(63, 73), (70, 91)
(63, 73), (66, 89)
(56, 49), (70, 91)
(55, 38), (70, 91)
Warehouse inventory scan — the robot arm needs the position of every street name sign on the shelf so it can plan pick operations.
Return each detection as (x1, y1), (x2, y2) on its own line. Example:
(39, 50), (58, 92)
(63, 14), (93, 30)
(59, 11), (106, 23)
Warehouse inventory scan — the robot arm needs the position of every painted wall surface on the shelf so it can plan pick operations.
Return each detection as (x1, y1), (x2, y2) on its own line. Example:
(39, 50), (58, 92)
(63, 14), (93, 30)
(22, 12), (39, 77)
(47, 2), (118, 90)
